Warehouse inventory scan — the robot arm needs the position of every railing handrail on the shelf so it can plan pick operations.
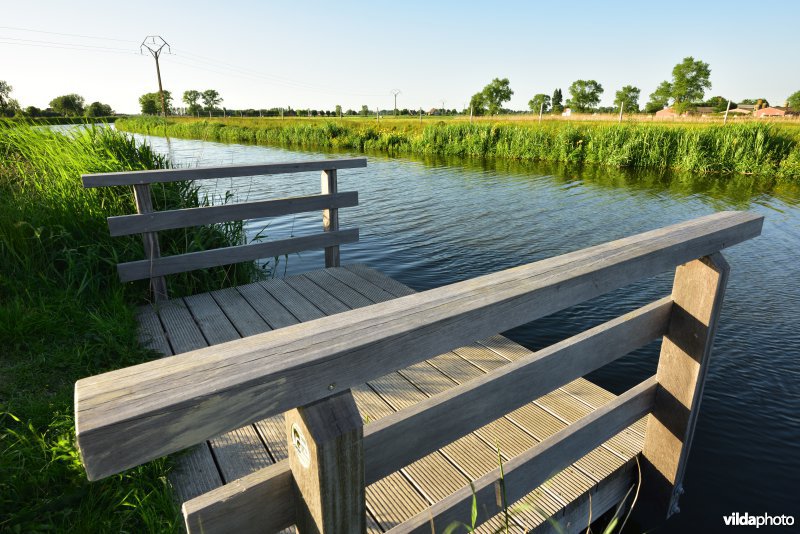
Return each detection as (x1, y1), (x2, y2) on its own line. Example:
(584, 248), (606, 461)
(82, 157), (367, 187)
(74, 210), (763, 481)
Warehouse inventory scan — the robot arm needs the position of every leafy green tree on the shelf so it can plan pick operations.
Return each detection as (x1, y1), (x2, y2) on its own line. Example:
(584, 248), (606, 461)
(49, 94), (85, 116)
(201, 89), (222, 116)
(740, 98), (769, 107)
(613, 85), (640, 113)
(787, 91), (800, 110)
(24, 106), (42, 117)
(0, 80), (17, 116)
(552, 88), (563, 113)
(566, 80), (603, 112)
(139, 91), (171, 115)
(85, 101), (113, 117)
(645, 81), (673, 113)
(480, 78), (513, 115)
(670, 57), (711, 112)
(469, 91), (488, 115)
(360, 105), (369, 117)
(703, 96), (734, 112)
(528, 94), (551, 113)
(183, 90), (203, 116)
(335, 104), (342, 117)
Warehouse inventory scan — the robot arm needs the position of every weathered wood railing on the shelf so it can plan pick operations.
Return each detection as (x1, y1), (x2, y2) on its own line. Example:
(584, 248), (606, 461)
(73, 210), (763, 533)
(83, 158), (366, 301)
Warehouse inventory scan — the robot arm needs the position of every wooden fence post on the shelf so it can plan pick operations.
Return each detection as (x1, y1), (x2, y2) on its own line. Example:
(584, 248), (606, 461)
(641, 252), (729, 519)
(321, 169), (340, 267)
(285, 390), (365, 533)
(132, 184), (168, 302)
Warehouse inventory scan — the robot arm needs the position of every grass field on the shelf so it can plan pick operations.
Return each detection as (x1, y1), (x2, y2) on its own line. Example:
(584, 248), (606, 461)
(0, 122), (260, 532)
(117, 116), (800, 180)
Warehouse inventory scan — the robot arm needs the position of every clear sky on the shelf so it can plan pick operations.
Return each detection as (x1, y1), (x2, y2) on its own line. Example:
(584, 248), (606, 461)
(2, 0), (798, 114)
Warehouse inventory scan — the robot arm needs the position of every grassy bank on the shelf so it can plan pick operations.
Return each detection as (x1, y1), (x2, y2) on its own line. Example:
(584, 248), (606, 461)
(0, 122), (257, 532)
(117, 116), (800, 180)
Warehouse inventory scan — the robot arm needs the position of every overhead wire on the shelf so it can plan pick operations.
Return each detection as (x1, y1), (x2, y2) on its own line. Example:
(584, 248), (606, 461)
(0, 26), (392, 100)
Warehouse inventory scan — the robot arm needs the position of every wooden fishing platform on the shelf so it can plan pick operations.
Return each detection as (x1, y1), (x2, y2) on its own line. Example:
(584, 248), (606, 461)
(137, 264), (646, 533)
(75, 158), (763, 533)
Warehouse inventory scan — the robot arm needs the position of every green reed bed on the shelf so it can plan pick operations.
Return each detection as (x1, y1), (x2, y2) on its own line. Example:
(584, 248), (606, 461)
(118, 116), (800, 180)
(0, 122), (258, 532)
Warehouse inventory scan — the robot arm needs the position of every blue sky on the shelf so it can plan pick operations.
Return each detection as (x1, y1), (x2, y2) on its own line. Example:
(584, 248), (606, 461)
(3, 1), (798, 113)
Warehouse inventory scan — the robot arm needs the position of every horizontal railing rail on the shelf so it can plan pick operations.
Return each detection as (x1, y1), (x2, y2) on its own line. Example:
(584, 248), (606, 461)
(107, 192), (359, 236)
(82, 157), (367, 187)
(116, 228), (359, 281)
(74, 210), (762, 482)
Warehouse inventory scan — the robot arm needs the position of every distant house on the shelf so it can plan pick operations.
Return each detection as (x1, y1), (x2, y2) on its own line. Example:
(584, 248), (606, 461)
(754, 106), (797, 118)
(727, 108), (752, 115)
(428, 108), (439, 116)
(561, 108), (572, 117)
(737, 104), (756, 112)
(695, 106), (715, 116)
(655, 107), (678, 118)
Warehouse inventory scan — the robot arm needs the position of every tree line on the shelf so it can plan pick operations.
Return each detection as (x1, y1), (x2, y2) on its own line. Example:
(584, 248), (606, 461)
(472, 57), (800, 116)
(0, 82), (114, 118)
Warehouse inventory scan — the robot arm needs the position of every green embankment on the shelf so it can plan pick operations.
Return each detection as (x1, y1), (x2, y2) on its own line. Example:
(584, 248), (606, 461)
(0, 122), (259, 532)
(117, 117), (800, 180)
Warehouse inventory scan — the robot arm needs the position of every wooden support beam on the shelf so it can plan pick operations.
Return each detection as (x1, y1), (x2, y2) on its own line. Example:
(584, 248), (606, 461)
(285, 390), (365, 533)
(321, 169), (339, 268)
(132, 184), (168, 302)
(641, 252), (729, 520)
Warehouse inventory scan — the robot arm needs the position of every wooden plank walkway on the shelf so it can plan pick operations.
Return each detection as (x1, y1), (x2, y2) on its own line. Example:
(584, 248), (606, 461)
(136, 265), (644, 533)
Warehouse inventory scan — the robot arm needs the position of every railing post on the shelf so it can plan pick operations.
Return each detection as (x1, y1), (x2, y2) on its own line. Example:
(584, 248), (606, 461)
(320, 169), (340, 267)
(641, 252), (729, 519)
(285, 390), (365, 533)
(132, 184), (168, 302)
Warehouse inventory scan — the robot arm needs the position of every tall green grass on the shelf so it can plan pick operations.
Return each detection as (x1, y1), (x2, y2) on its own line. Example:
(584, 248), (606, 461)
(117, 117), (800, 180)
(0, 121), (257, 532)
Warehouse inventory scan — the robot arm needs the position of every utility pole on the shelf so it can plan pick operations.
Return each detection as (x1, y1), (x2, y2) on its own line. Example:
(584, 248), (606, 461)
(724, 100), (731, 125)
(140, 36), (170, 116)
(618, 101), (625, 123)
(391, 89), (401, 116)
(539, 102), (544, 124)
(441, 100), (446, 116)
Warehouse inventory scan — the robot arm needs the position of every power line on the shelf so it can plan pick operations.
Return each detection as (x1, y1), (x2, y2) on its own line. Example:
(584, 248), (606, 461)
(0, 36), (138, 54)
(0, 25), (138, 43)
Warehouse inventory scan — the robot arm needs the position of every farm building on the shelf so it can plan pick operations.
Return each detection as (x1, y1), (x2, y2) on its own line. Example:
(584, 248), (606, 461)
(655, 107), (678, 118)
(754, 106), (797, 117)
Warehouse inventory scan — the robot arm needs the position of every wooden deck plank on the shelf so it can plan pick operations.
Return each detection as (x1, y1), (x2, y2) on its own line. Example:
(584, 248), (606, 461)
(211, 286), (271, 337)
(170, 294), (275, 486)
(237, 281), (300, 330)
(302, 269), (375, 309)
(342, 264), (416, 297)
(258, 279), (326, 322)
(282, 274), (350, 315)
(137, 304), (223, 501)
(136, 306), (172, 356)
